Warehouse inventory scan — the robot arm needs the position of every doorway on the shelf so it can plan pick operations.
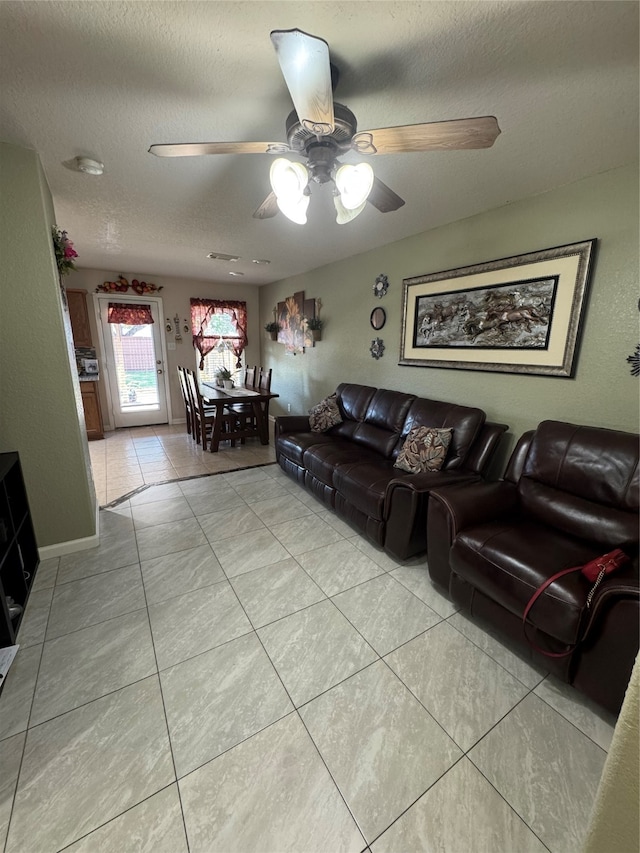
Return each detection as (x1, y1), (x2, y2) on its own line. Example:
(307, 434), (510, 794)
(95, 295), (170, 428)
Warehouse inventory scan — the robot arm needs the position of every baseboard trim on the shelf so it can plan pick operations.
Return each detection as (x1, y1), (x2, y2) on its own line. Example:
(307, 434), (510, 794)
(38, 500), (100, 560)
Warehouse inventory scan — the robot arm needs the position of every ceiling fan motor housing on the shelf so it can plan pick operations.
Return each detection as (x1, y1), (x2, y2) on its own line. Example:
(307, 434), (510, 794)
(286, 102), (357, 154)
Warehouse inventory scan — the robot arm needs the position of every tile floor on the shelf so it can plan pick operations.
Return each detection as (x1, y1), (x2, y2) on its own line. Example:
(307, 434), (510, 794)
(89, 424), (277, 506)
(0, 463), (618, 853)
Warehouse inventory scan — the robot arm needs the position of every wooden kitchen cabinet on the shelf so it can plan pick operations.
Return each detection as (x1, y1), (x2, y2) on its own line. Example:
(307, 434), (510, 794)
(66, 288), (93, 346)
(66, 288), (104, 440)
(81, 382), (104, 440)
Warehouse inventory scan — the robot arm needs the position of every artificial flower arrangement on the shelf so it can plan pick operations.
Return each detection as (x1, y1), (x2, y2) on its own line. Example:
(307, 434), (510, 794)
(95, 275), (163, 295)
(52, 227), (79, 276)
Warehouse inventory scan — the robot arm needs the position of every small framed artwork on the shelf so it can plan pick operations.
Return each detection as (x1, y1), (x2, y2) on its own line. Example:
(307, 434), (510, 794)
(399, 239), (596, 377)
(370, 307), (386, 331)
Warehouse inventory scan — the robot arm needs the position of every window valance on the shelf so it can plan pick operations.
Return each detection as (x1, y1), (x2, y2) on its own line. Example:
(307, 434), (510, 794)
(190, 298), (248, 369)
(107, 303), (154, 325)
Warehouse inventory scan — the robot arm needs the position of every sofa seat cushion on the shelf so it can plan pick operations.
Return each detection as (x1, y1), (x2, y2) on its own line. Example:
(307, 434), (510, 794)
(304, 441), (384, 488)
(334, 460), (400, 521)
(450, 519), (604, 645)
(278, 432), (335, 467)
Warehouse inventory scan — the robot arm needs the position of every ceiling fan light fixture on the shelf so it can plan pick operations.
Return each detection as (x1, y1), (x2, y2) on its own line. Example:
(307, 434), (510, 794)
(335, 162), (374, 210)
(334, 193), (366, 225)
(277, 194), (310, 225)
(269, 158), (308, 202)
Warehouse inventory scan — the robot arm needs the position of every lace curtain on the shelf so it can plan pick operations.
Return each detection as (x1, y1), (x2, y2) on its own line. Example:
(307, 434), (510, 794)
(107, 303), (154, 325)
(190, 298), (248, 369)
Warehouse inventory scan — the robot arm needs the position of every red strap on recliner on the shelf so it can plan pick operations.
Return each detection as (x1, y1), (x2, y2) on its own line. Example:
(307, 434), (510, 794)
(522, 565), (586, 658)
(522, 549), (629, 658)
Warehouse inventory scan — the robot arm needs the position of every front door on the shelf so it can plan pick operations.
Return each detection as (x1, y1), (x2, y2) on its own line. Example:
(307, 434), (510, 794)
(95, 295), (169, 428)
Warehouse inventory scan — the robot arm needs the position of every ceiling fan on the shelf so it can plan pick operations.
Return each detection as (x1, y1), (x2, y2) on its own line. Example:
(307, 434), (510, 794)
(149, 29), (501, 224)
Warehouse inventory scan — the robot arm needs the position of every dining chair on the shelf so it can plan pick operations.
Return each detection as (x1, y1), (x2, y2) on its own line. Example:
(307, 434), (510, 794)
(258, 367), (272, 393)
(176, 366), (193, 437)
(223, 364), (258, 442)
(244, 365), (257, 388)
(185, 368), (236, 450)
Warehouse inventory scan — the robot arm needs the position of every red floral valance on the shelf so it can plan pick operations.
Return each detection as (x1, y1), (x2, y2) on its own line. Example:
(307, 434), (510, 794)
(190, 298), (248, 369)
(107, 303), (154, 325)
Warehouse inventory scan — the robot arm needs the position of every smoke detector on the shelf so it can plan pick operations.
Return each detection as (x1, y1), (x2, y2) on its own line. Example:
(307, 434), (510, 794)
(73, 157), (104, 176)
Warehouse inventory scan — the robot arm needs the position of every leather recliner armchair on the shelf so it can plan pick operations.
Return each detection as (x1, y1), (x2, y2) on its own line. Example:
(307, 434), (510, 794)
(427, 420), (639, 714)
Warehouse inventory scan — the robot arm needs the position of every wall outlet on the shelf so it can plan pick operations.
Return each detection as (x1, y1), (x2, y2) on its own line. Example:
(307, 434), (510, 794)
(287, 403), (291, 412)
(168, 342), (176, 350)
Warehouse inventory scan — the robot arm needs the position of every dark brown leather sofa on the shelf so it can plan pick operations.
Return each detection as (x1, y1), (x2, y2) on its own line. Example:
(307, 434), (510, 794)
(427, 420), (640, 714)
(275, 383), (507, 560)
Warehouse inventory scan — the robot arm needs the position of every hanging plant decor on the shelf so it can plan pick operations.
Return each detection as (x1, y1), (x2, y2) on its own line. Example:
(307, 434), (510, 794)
(95, 275), (163, 294)
(52, 227), (78, 276)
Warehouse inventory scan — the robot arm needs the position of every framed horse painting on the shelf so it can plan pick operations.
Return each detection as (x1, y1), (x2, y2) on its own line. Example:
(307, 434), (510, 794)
(399, 239), (596, 377)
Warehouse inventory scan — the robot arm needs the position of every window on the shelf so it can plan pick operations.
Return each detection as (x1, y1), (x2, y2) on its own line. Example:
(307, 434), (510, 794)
(190, 298), (248, 383)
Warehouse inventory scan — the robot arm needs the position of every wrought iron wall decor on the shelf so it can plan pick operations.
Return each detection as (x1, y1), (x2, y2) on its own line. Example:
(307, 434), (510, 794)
(373, 274), (389, 298)
(370, 337), (385, 359)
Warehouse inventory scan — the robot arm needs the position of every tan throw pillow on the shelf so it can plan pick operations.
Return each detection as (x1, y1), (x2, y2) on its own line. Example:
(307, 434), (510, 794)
(308, 394), (343, 433)
(394, 426), (453, 473)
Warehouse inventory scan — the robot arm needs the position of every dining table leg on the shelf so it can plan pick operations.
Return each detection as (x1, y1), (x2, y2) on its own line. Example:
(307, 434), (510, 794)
(253, 400), (271, 445)
(209, 401), (225, 452)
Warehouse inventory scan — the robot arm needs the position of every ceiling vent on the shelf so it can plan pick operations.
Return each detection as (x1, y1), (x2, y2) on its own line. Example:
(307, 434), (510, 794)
(207, 252), (240, 262)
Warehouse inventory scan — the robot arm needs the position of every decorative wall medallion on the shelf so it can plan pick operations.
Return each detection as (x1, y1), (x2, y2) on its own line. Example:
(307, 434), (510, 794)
(627, 343), (640, 376)
(370, 337), (385, 359)
(373, 274), (389, 298)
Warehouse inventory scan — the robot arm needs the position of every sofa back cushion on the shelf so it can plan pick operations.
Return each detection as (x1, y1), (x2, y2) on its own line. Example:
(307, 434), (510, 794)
(351, 388), (416, 457)
(518, 420), (640, 548)
(399, 399), (485, 469)
(330, 383), (377, 441)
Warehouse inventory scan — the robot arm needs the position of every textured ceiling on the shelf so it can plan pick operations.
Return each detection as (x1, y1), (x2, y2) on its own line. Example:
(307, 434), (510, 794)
(1, 1), (638, 285)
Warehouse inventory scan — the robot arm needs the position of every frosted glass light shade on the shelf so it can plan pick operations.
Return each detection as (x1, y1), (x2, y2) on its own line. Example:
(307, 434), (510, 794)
(270, 158), (308, 202)
(334, 194), (366, 224)
(270, 158), (310, 224)
(277, 194), (310, 224)
(335, 162), (374, 210)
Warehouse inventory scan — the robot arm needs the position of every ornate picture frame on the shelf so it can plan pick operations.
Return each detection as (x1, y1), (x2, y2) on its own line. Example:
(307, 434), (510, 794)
(399, 239), (596, 377)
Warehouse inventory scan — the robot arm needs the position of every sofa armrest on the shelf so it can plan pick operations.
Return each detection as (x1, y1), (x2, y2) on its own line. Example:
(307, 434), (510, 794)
(464, 421), (509, 476)
(425, 481), (519, 590)
(274, 415), (311, 437)
(382, 470), (482, 561)
(428, 480), (519, 533)
(574, 557), (639, 713)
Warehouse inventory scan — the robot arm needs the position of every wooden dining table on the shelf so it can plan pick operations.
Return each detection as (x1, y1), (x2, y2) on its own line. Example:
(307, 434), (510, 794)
(200, 382), (279, 452)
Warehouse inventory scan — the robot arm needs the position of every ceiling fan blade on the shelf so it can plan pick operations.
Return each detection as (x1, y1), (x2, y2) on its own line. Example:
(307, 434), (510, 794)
(352, 116), (501, 155)
(270, 29), (334, 135)
(253, 191), (279, 220)
(149, 141), (291, 157)
(367, 177), (405, 213)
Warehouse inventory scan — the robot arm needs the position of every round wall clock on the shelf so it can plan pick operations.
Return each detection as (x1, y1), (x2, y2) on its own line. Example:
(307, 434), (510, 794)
(373, 274), (389, 298)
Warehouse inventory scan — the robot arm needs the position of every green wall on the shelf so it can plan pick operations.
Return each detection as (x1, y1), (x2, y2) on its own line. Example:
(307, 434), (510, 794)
(0, 142), (96, 548)
(260, 163), (639, 467)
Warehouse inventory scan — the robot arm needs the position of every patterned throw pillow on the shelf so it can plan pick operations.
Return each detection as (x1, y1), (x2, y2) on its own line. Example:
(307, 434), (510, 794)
(394, 426), (453, 473)
(308, 394), (343, 433)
